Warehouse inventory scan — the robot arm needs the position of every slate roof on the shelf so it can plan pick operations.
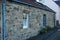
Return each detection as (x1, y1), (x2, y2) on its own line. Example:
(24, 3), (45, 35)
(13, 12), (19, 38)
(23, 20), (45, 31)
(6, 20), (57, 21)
(7, 0), (55, 13)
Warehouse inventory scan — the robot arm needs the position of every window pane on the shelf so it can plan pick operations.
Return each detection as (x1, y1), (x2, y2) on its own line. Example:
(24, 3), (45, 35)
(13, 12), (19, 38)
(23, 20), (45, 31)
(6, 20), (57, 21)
(23, 14), (28, 29)
(43, 14), (46, 26)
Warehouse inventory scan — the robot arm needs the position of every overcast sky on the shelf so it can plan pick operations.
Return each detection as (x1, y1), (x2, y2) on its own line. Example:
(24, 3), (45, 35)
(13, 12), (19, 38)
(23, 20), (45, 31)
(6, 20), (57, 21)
(44, 0), (58, 12)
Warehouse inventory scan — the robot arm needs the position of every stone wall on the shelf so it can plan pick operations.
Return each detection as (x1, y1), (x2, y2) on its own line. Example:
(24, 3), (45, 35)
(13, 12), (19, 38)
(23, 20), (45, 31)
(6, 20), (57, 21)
(42, 10), (55, 28)
(5, 2), (55, 40)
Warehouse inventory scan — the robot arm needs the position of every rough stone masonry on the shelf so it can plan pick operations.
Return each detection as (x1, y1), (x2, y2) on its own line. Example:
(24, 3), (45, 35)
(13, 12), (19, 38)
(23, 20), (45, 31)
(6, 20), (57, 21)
(5, 1), (56, 40)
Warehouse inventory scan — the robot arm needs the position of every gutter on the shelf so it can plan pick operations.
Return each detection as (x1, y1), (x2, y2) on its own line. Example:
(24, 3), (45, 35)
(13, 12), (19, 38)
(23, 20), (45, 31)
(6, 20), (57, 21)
(2, 0), (6, 40)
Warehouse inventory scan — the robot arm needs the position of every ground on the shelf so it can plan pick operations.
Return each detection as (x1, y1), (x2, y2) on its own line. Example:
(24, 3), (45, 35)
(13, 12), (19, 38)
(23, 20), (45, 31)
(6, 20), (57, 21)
(47, 29), (60, 40)
(27, 26), (60, 40)
(54, 32), (60, 40)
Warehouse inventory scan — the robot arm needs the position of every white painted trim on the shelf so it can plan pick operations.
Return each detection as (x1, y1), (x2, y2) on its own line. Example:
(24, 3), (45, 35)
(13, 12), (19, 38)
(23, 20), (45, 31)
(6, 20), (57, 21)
(23, 14), (29, 29)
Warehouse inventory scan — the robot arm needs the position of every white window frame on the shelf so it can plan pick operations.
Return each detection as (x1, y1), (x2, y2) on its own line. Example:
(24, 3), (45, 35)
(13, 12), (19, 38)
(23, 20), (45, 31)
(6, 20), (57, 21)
(23, 13), (29, 29)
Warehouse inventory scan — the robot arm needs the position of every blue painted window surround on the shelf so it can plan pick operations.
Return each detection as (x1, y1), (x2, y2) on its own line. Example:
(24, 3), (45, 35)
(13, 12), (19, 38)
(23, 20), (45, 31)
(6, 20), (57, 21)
(43, 14), (46, 27)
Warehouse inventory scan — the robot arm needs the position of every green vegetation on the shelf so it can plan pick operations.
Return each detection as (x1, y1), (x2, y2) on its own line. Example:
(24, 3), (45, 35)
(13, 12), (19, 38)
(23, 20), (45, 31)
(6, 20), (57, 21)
(46, 25), (52, 31)
(40, 25), (52, 34)
(40, 28), (47, 34)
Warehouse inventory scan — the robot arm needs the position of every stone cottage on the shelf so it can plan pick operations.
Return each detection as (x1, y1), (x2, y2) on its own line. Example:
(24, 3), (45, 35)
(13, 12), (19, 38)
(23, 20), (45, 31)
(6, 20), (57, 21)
(5, 0), (56, 40)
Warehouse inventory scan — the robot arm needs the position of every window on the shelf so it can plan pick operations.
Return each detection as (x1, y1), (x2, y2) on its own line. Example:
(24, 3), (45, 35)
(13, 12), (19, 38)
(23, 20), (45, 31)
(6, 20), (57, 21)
(23, 13), (29, 29)
(43, 14), (46, 27)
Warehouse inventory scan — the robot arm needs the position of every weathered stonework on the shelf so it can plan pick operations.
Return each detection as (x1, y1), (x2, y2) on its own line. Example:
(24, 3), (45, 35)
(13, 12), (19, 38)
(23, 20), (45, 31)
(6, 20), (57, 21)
(5, 2), (55, 40)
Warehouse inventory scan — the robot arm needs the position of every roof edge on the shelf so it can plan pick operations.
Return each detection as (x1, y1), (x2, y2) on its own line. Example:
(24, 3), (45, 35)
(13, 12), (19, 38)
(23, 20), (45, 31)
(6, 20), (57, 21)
(6, 0), (56, 13)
